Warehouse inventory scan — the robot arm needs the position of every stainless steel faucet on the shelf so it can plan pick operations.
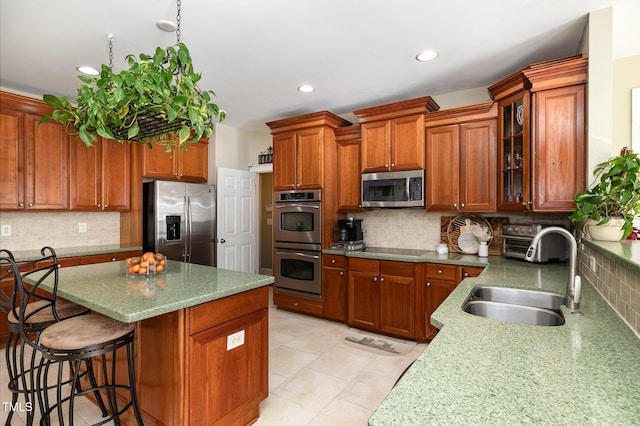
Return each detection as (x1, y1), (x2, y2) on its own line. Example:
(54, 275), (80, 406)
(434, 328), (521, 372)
(524, 226), (582, 310)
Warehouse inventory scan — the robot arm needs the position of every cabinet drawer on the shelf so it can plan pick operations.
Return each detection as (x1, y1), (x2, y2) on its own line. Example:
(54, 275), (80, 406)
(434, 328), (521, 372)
(460, 266), (485, 279)
(273, 290), (323, 316)
(79, 250), (141, 265)
(348, 257), (379, 273)
(323, 254), (345, 268)
(380, 261), (415, 277)
(426, 263), (457, 281)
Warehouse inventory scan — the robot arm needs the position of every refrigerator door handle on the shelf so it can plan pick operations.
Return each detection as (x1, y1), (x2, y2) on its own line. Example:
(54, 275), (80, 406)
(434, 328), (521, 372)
(185, 195), (191, 262)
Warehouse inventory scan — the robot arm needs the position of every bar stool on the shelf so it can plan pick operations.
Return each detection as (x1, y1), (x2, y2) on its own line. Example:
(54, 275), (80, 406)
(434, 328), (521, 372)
(0, 248), (92, 426)
(2, 254), (144, 425)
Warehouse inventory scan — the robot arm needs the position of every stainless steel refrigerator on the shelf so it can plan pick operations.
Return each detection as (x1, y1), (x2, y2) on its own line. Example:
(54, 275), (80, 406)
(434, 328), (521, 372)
(143, 180), (216, 267)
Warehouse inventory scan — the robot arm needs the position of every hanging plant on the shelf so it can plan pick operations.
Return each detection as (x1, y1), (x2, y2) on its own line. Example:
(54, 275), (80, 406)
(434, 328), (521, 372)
(41, 42), (225, 151)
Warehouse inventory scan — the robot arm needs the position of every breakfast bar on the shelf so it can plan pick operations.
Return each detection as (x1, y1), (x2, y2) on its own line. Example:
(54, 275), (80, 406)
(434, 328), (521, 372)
(28, 260), (274, 425)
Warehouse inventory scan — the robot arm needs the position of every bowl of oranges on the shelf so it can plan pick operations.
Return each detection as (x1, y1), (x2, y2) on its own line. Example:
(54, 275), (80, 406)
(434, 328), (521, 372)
(126, 252), (166, 277)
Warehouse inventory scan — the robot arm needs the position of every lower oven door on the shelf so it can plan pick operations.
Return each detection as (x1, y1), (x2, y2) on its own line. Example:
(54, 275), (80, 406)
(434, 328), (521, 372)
(274, 247), (322, 298)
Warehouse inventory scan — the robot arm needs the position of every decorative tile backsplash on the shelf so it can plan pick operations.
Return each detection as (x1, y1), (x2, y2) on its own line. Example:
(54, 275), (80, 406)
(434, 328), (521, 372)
(351, 210), (443, 251)
(0, 212), (120, 251)
(578, 244), (640, 336)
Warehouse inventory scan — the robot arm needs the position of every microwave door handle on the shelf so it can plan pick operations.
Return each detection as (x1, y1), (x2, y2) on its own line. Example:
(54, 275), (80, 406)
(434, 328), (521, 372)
(405, 178), (410, 201)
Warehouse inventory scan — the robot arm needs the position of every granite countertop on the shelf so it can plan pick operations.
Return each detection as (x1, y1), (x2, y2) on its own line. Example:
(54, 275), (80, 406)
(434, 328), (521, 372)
(25, 260), (274, 323)
(8, 244), (142, 262)
(368, 259), (640, 425)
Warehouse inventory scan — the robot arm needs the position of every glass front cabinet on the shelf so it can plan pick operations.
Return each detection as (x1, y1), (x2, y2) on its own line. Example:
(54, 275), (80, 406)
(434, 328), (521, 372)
(497, 90), (530, 211)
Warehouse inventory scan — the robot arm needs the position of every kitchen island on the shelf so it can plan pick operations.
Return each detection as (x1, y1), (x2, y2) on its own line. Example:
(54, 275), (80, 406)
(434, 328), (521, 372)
(368, 257), (640, 425)
(29, 260), (274, 425)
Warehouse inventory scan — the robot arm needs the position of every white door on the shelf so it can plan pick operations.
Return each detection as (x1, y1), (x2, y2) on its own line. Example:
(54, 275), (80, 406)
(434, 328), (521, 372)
(216, 167), (258, 272)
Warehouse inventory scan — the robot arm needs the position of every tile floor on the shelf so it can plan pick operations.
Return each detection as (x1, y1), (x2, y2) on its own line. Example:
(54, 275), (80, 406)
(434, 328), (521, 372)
(1, 290), (427, 425)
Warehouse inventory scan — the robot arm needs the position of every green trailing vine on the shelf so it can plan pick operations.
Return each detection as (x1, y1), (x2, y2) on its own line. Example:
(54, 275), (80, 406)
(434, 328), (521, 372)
(41, 43), (225, 151)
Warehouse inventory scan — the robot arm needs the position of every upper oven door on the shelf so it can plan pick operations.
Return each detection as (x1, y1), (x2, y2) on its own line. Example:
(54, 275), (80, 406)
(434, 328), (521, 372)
(274, 202), (322, 244)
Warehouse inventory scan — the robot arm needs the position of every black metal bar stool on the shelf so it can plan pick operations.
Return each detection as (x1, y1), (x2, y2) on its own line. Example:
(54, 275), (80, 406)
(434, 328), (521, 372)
(0, 248), (93, 426)
(2, 253), (144, 425)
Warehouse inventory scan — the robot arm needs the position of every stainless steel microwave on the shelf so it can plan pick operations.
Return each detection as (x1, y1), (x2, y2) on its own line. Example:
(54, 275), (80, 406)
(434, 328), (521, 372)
(361, 169), (424, 208)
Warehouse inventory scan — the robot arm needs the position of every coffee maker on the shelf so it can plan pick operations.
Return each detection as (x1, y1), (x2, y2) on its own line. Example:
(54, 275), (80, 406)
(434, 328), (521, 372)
(330, 218), (364, 251)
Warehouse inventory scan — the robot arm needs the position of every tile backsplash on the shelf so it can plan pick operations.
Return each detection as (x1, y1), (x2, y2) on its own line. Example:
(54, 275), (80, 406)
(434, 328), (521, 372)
(0, 212), (120, 251)
(578, 244), (640, 336)
(351, 210), (443, 250)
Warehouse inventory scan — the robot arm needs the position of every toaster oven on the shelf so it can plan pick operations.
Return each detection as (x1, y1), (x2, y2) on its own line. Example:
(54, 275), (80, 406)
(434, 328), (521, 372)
(501, 224), (568, 262)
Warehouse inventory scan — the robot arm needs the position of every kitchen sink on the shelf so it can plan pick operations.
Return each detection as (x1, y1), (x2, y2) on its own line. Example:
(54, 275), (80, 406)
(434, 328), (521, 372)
(462, 300), (565, 326)
(462, 286), (565, 326)
(470, 286), (564, 310)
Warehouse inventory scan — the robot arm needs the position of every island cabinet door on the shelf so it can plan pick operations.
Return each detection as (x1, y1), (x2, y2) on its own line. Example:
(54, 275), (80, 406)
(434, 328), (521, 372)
(189, 308), (268, 425)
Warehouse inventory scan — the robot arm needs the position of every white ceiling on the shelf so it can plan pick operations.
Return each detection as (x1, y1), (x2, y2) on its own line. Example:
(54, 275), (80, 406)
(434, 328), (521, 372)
(0, 0), (633, 131)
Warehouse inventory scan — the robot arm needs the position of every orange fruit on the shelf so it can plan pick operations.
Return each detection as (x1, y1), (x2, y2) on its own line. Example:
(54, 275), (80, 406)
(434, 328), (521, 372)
(156, 265), (164, 272)
(132, 264), (140, 273)
(128, 267), (136, 274)
(140, 261), (148, 268)
(138, 267), (147, 274)
(160, 259), (166, 266)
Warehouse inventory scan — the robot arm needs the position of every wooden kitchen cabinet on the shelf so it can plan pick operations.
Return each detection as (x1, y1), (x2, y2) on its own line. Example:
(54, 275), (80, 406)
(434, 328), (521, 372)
(489, 55), (587, 212)
(0, 92), (69, 211)
(142, 138), (209, 182)
(348, 258), (417, 339)
(323, 254), (348, 321)
(70, 137), (130, 211)
(268, 111), (351, 192)
(354, 96), (439, 173)
(335, 125), (365, 211)
(425, 103), (497, 212)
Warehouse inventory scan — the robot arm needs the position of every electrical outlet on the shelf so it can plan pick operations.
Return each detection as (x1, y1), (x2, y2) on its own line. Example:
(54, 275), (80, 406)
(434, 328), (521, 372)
(588, 255), (597, 272)
(78, 222), (87, 233)
(226, 330), (245, 351)
(1, 224), (11, 237)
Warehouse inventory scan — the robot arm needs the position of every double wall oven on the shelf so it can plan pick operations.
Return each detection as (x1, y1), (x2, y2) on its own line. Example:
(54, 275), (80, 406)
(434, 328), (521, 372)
(273, 190), (322, 298)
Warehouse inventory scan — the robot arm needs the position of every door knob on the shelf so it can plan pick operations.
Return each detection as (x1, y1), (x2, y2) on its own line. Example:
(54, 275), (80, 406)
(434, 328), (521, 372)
(219, 239), (226, 243)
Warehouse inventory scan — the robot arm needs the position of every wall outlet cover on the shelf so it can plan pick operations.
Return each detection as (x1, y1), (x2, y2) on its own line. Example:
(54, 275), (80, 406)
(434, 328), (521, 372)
(226, 330), (245, 351)
(1, 224), (11, 237)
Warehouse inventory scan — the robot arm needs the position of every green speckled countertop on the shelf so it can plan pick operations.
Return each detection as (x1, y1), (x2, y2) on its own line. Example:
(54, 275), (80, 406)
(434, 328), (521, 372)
(583, 238), (640, 274)
(367, 255), (640, 425)
(25, 260), (274, 323)
(9, 244), (142, 261)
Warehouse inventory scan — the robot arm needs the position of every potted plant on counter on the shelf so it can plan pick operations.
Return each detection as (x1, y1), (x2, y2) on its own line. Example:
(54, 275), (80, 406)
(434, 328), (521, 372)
(569, 147), (640, 241)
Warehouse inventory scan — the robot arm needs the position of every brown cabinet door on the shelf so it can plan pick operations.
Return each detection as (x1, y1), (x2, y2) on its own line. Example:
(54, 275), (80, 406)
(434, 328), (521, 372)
(424, 279), (457, 341)
(179, 139), (208, 182)
(188, 309), (268, 425)
(296, 127), (324, 189)
(390, 114), (425, 171)
(459, 119), (497, 212)
(69, 139), (102, 210)
(361, 120), (390, 173)
(348, 269), (380, 331)
(323, 265), (347, 322)
(532, 85), (586, 211)
(426, 125), (459, 211)
(143, 142), (177, 180)
(337, 138), (363, 211)
(0, 106), (25, 210)
(273, 132), (297, 190)
(25, 113), (69, 210)
(379, 273), (415, 338)
(102, 138), (131, 211)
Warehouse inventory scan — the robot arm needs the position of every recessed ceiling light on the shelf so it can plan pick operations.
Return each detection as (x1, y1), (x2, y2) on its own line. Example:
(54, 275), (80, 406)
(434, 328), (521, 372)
(76, 66), (99, 76)
(297, 84), (315, 93)
(415, 49), (439, 62)
(156, 19), (177, 32)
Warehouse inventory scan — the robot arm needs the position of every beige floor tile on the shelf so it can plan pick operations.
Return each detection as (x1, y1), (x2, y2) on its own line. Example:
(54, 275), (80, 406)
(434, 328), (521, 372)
(338, 371), (399, 411)
(309, 398), (373, 426)
(272, 367), (349, 412)
(308, 345), (375, 381)
(268, 345), (318, 379)
(255, 394), (317, 426)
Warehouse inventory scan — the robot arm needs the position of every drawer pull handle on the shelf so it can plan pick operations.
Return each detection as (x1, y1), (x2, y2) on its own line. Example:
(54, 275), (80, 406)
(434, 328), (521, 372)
(331, 259), (336, 264)
(437, 269), (443, 275)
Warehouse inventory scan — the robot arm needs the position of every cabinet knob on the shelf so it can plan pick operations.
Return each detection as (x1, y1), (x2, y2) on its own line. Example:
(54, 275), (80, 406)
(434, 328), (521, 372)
(340, 271), (344, 276)
(464, 272), (469, 277)
(19, 203), (24, 207)
(373, 276), (378, 282)
(28, 203), (33, 207)
(453, 203), (457, 208)
(385, 164), (389, 168)
(380, 277), (385, 282)
(426, 282), (431, 287)
(331, 259), (336, 264)
(97, 203), (102, 208)
(391, 163), (395, 167)
(294, 302), (299, 307)
(437, 269), (443, 275)
(461, 203), (465, 208)
(358, 204), (362, 208)
(104, 204), (108, 208)
(111, 257), (116, 262)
